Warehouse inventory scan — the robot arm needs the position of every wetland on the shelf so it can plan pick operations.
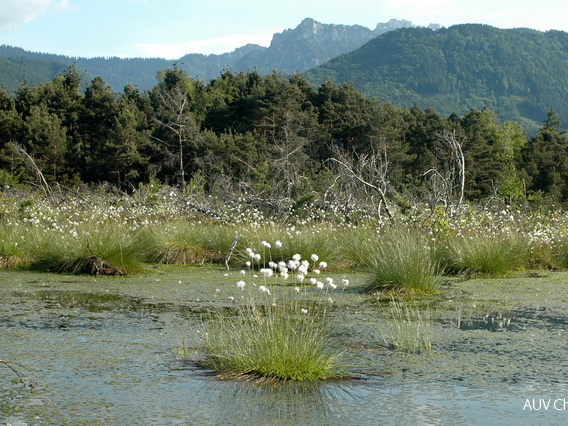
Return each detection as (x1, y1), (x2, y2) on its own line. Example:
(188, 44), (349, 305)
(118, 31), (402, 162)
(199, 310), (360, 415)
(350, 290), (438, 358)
(2, 267), (568, 424)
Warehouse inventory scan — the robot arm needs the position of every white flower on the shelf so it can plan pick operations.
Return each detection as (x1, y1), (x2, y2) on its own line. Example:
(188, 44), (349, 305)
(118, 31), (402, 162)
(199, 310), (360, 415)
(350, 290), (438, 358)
(328, 298), (334, 303)
(292, 253), (302, 261)
(246, 247), (253, 254)
(261, 241), (271, 248)
(236, 280), (246, 290)
(309, 277), (317, 285)
(287, 260), (297, 270)
(314, 269), (321, 275)
(326, 277), (334, 284)
(254, 253), (261, 261)
(295, 287), (301, 293)
(311, 254), (319, 262)
(316, 281), (324, 289)
(245, 261), (251, 267)
(301, 308), (308, 314)
(260, 268), (273, 278)
(240, 269), (246, 275)
(268, 261), (277, 269)
(329, 283), (337, 289)
(281, 272), (289, 280)
(342, 279), (349, 286)
(296, 274), (305, 282)
(275, 240), (283, 248)
(298, 264), (308, 275)
(259, 285), (270, 295)
(319, 261), (328, 269)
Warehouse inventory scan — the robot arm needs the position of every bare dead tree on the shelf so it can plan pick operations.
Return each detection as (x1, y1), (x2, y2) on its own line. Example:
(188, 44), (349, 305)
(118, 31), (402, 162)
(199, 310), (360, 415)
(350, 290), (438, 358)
(269, 118), (309, 201)
(329, 140), (395, 223)
(152, 85), (197, 188)
(424, 130), (465, 215)
(9, 141), (52, 195)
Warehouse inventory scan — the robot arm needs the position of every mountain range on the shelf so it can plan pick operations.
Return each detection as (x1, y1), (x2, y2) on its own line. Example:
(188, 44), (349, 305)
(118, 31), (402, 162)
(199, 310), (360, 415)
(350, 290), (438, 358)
(0, 18), (566, 132)
(0, 18), (434, 92)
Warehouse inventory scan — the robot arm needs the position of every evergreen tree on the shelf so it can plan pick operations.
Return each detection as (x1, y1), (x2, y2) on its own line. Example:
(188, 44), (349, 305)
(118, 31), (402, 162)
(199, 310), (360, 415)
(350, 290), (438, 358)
(523, 109), (568, 200)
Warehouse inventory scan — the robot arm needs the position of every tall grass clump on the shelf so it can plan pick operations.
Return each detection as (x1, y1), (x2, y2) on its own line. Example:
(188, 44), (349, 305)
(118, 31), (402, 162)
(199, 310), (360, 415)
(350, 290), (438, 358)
(199, 298), (343, 382)
(440, 231), (528, 276)
(380, 297), (432, 354)
(197, 250), (346, 382)
(0, 222), (28, 268)
(29, 222), (147, 275)
(146, 220), (236, 265)
(365, 228), (439, 295)
(533, 232), (568, 269)
(338, 225), (381, 268)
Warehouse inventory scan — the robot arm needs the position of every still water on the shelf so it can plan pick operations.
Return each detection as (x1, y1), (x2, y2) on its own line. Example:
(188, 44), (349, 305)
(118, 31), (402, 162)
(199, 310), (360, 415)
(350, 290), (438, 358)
(1, 268), (568, 424)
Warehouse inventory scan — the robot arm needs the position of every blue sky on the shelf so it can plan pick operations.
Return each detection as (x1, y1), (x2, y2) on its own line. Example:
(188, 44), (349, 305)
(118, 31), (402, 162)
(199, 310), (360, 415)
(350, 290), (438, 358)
(1, 0), (568, 59)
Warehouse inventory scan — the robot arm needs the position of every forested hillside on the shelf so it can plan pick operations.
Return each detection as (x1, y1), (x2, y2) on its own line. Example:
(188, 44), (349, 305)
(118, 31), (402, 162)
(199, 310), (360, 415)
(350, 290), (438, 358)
(305, 24), (568, 133)
(1, 66), (567, 210)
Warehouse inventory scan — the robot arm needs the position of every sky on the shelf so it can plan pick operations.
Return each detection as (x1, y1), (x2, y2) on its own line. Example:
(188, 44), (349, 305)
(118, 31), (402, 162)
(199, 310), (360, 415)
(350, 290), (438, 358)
(1, 0), (568, 59)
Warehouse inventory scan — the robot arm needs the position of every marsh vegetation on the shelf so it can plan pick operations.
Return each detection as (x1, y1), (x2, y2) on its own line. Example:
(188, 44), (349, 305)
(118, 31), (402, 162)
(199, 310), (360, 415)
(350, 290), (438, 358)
(2, 185), (568, 387)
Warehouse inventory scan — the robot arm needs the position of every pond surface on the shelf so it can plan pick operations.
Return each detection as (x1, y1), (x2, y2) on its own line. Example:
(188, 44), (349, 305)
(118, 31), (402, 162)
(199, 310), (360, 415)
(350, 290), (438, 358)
(2, 267), (568, 425)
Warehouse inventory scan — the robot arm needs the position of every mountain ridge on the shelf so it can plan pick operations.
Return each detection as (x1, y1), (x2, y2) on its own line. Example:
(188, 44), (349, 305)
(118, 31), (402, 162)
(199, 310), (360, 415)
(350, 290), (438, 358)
(0, 18), (433, 91)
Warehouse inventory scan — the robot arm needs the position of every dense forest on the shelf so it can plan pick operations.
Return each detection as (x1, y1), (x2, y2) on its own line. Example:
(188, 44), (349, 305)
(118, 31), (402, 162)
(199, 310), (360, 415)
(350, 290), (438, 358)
(1, 65), (567, 213)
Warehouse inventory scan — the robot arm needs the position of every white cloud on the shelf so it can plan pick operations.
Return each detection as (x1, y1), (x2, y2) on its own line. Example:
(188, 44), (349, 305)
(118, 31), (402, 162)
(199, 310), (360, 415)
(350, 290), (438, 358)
(134, 34), (272, 58)
(0, 0), (72, 28)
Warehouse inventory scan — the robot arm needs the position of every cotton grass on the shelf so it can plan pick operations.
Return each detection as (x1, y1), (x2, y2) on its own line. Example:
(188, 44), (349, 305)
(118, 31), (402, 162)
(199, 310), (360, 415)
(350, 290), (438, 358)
(196, 249), (346, 383)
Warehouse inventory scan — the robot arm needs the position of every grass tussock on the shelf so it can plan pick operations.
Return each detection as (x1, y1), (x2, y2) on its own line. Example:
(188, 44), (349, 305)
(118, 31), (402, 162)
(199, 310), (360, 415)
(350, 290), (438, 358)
(146, 220), (234, 265)
(440, 232), (528, 276)
(365, 229), (439, 295)
(29, 223), (147, 275)
(198, 296), (344, 382)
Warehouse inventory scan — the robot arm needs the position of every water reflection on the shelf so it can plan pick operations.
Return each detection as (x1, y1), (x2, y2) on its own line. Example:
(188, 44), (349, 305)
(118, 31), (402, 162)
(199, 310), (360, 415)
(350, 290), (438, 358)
(456, 311), (516, 331)
(451, 308), (568, 332)
(210, 381), (357, 424)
